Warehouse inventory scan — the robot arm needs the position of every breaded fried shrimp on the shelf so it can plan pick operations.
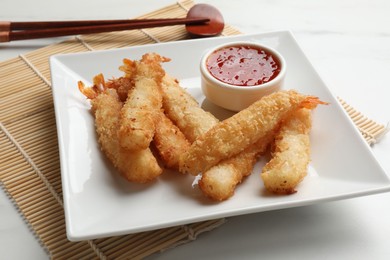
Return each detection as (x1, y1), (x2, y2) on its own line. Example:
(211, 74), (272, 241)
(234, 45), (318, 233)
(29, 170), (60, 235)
(118, 53), (167, 151)
(261, 108), (312, 194)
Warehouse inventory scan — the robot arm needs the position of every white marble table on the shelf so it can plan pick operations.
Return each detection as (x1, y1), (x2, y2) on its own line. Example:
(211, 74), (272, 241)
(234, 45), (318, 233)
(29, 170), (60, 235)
(1, 0), (389, 259)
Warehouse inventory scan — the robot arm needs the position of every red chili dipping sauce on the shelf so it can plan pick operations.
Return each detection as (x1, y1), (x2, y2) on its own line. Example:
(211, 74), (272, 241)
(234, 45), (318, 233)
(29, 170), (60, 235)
(206, 45), (281, 87)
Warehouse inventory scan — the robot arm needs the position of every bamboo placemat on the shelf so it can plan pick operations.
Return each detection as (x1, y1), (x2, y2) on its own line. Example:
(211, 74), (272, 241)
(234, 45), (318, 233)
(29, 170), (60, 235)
(0, 0), (387, 259)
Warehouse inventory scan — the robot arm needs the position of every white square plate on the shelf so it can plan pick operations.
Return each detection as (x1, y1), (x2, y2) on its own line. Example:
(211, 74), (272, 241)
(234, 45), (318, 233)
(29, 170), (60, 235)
(50, 31), (390, 241)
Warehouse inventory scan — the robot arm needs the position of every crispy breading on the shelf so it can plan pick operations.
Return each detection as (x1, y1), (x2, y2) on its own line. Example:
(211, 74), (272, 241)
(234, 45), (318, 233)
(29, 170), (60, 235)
(161, 75), (219, 142)
(261, 108), (312, 194)
(118, 53), (167, 151)
(153, 111), (191, 170)
(199, 132), (274, 201)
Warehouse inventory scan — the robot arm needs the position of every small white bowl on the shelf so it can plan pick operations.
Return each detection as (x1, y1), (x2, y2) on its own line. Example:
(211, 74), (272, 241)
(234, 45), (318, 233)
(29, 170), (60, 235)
(200, 41), (286, 111)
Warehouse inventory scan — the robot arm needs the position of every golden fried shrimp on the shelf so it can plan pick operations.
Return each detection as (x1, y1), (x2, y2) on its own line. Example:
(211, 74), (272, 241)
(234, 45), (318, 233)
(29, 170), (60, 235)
(199, 133), (274, 201)
(161, 75), (219, 142)
(153, 111), (191, 170)
(78, 80), (162, 183)
(180, 90), (324, 175)
(261, 108), (313, 194)
(118, 53), (167, 151)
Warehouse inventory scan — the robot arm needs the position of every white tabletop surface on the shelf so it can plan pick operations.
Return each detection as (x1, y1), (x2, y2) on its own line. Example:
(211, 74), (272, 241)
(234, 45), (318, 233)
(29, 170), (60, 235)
(1, 0), (390, 259)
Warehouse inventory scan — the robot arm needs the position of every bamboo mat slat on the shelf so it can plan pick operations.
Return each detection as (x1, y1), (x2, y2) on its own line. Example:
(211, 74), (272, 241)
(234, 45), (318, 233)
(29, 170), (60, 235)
(337, 97), (388, 145)
(0, 0), (387, 259)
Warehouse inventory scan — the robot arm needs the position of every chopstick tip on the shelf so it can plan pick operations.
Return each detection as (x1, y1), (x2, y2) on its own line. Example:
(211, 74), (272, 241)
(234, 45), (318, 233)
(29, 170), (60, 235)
(0, 31), (10, 42)
(0, 21), (11, 31)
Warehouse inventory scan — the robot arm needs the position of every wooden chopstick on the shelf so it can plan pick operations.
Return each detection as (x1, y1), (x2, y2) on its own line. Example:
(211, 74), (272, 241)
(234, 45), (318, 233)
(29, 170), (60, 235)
(0, 17), (209, 42)
(0, 18), (205, 31)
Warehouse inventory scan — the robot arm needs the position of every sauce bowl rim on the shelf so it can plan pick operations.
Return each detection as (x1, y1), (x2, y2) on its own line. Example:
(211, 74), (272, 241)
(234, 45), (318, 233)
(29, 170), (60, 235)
(200, 41), (286, 91)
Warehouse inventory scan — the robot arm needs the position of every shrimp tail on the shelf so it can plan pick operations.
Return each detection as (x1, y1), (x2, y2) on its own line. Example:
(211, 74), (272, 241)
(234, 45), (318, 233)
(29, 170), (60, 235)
(300, 96), (328, 109)
(78, 81), (98, 99)
(78, 73), (107, 100)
